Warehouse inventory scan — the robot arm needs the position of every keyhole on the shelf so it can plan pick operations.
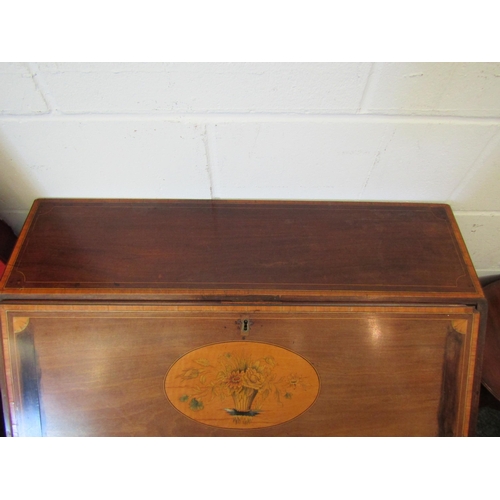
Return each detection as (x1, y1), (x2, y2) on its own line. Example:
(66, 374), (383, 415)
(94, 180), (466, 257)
(238, 317), (252, 338)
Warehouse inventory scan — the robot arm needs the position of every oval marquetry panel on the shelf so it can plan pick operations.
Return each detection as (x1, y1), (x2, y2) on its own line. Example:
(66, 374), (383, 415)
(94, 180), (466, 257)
(164, 341), (320, 429)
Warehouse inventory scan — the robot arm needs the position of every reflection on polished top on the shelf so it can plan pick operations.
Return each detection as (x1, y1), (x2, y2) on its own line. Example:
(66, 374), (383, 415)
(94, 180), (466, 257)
(0, 199), (482, 302)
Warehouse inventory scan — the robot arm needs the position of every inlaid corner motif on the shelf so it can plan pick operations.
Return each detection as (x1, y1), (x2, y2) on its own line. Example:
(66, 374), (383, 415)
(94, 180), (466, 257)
(164, 341), (320, 429)
(12, 316), (30, 334)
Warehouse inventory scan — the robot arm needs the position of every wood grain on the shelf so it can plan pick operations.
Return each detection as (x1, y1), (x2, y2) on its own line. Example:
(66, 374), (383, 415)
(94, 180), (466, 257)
(1, 304), (479, 436)
(0, 199), (486, 437)
(482, 280), (500, 400)
(0, 199), (483, 303)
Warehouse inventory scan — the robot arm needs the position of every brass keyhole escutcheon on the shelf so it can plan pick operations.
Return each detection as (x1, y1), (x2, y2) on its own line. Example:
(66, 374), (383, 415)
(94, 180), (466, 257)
(237, 317), (253, 338)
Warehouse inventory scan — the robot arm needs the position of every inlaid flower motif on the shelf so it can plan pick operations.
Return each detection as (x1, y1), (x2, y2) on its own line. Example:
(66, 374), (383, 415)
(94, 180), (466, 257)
(178, 368), (200, 380)
(243, 367), (266, 390)
(189, 398), (204, 411)
(225, 370), (245, 392)
(174, 348), (311, 421)
(286, 373), (306, 390)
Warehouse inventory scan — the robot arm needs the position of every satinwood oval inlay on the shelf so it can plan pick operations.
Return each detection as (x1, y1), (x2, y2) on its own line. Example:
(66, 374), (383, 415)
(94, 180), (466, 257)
(164, 341), (320, 429)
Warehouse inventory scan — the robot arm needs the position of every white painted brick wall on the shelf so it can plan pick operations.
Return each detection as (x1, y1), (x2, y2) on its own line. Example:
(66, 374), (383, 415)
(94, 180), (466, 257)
(1, 62), (499, 277)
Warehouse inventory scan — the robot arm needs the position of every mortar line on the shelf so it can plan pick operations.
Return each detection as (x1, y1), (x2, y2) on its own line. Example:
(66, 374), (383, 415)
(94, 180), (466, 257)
(26, 62), (61, 114)
(447, 128), (500, 202)
(1, 112), (500, 125)
(201, 124), (216, 199)
(454, 211), (500, 216)
(357, 62), (377, 113)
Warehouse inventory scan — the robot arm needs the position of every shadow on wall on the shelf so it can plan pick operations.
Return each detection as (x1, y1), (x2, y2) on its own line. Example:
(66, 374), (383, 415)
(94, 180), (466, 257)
(0, 132), (42, 234)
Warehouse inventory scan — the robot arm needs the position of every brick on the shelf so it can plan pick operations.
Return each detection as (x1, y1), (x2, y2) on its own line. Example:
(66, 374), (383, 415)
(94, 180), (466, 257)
(361, 122), (498, 201)
(36, 62), (371, 114)
(455, 213), (500, 275)
(363, 62), (500, 117)
(211, 121), (394, 199)
(0, 62), (48, 114)
(0, 120), (211, 203)
(450, 131), (500, 211)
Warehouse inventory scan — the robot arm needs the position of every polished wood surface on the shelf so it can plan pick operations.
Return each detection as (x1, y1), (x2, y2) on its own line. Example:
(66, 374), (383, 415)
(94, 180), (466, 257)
(0, 199), (486, 436)
(1, 304), (480, 436)
(0, 199), (482, 303)
(482, 280), (500, 400)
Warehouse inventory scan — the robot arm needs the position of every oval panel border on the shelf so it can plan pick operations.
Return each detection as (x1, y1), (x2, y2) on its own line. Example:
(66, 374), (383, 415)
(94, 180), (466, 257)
(164, 341), (320, 430)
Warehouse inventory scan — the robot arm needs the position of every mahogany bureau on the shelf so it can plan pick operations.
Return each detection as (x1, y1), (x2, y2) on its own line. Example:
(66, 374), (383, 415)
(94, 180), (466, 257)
(0, 199), (486, 436)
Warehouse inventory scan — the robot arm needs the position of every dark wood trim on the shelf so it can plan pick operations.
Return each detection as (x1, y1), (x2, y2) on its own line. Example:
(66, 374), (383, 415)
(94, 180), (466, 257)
(467, 299), (488, 436)
(438, 325), (464, 436)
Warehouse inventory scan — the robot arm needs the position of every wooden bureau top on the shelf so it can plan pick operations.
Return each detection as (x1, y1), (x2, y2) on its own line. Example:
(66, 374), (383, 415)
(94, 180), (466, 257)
(0, 199), (483, 303)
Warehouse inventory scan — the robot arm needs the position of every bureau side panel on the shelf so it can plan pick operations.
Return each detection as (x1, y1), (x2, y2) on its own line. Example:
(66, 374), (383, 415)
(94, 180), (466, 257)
(1, 304), (479, 437)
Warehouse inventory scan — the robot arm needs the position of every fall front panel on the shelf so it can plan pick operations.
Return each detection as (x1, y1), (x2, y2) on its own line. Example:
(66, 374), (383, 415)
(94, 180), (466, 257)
(0, 305), (478, 436)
